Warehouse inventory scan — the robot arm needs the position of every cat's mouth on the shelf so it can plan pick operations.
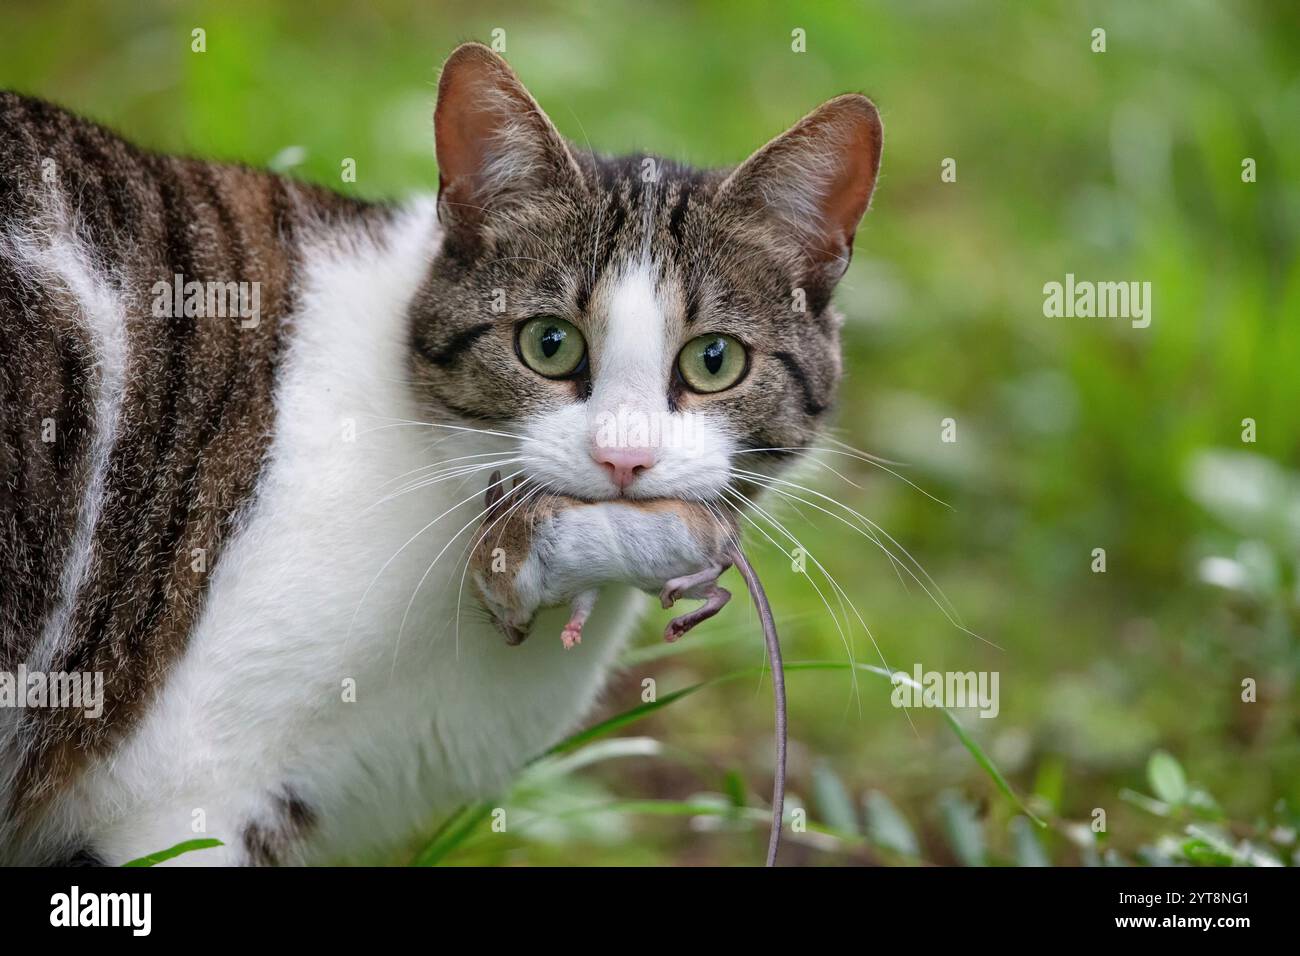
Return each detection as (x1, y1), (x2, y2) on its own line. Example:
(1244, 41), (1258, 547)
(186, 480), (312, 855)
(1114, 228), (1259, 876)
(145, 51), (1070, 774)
(523, 455), (733, 505)
(570, 485), (665, 503)
(544, 481), (722, 506)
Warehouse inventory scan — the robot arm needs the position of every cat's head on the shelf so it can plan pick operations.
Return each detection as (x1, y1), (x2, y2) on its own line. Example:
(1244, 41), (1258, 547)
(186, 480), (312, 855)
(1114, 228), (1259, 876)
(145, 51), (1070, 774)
(410, 42), (882, 503)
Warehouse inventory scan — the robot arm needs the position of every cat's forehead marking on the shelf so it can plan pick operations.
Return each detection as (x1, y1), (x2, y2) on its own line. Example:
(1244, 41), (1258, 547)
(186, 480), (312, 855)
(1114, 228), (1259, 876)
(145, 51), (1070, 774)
(592, 260), (671, 403)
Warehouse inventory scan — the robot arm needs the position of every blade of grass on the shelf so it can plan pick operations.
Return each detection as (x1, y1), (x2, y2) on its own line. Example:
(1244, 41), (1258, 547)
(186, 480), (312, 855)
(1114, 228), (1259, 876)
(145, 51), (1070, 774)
(413, 802), (496, 866)
(938, 708), (1046, 826)
(449, 798), (866, 856)
(417, 659), (1043, 862)
(121, 838), (223, 867)
(545, 661), (891, 756)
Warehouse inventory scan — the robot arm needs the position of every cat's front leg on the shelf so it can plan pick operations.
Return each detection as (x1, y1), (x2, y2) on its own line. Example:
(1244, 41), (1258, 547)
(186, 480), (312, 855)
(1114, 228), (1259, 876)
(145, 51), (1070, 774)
(86, 787), (313, 867)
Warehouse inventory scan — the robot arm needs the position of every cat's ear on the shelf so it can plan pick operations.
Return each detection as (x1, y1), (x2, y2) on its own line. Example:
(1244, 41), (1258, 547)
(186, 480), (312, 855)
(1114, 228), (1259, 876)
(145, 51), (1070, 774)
(434, 42), (581, 235)
(719, 94), (883, 284)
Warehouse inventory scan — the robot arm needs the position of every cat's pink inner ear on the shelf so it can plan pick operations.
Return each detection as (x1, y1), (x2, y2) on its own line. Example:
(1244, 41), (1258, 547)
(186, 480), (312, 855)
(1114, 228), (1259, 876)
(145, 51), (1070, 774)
(813, 96), (883, 255)
(723, 94), (883, 276)
(433, 42), (578, 224)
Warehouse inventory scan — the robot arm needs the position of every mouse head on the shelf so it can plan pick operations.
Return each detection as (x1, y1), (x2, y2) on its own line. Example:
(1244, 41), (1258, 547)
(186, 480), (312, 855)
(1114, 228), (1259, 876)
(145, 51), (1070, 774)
(469, 471), (540, 644)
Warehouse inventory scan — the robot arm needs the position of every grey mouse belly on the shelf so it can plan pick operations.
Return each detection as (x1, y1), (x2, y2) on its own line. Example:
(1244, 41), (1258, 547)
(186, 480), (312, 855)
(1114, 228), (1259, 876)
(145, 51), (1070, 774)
(536, 504), (719, 601)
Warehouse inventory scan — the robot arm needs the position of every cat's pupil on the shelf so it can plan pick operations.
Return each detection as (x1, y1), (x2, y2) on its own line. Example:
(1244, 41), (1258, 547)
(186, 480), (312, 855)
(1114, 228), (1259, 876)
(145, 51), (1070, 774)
(541, 326), (565, 358)
(703, 339), (725, 375)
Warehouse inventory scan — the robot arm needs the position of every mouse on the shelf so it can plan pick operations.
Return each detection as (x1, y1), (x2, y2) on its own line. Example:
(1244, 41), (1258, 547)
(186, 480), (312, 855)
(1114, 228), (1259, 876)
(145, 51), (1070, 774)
(468, 472), (736, 649)
(468, 472), (788, 867)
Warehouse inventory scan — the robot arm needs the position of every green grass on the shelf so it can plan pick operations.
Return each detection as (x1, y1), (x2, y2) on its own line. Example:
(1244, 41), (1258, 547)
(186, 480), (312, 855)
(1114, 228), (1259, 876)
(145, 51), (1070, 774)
(9, 0), (1297, 865)
(412, 658), (1047, 866)
(122, 839), (224, 867)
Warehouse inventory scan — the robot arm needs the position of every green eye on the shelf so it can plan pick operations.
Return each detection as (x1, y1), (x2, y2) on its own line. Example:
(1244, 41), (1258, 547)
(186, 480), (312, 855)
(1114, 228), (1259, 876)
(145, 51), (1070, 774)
(677, 333), (748, 393)
(517, 317), (587, 378)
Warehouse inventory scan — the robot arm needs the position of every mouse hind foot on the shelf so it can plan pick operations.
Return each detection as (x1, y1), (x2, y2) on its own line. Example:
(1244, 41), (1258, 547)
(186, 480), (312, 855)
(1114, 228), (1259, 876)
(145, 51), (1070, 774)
(660, 562), (730, 608)
(664, 585), (731, 642)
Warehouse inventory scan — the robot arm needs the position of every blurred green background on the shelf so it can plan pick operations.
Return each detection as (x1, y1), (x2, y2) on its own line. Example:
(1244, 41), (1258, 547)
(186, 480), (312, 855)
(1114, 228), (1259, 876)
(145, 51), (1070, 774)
(5, 0), (1298, 865)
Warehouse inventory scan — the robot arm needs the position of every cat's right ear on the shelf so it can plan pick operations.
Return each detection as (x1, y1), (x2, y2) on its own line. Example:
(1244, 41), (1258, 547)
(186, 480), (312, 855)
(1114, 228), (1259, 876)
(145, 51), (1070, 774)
(718, 94), (883, 287)
(434, 43), (581, 238)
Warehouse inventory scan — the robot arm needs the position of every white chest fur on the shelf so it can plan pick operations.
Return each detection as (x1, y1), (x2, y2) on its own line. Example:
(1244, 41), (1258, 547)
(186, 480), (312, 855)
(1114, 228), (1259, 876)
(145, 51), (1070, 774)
(63, 201), (644, 865)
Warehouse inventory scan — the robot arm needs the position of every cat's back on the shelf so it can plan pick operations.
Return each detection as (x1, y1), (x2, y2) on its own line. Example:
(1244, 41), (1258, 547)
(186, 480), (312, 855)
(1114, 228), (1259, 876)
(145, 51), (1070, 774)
(1, 91), (372, 254)
(0, 91), (393, 843)
(0, 92), (293, 662)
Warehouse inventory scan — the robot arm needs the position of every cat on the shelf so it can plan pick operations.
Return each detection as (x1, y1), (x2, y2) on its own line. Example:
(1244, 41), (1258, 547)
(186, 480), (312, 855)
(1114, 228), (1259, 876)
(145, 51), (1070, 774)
(0, 42), (882, 865)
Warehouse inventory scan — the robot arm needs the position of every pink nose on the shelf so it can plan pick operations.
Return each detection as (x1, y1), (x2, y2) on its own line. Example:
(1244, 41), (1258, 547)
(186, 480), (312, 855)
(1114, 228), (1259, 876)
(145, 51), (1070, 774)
(592, 446), (656, 491)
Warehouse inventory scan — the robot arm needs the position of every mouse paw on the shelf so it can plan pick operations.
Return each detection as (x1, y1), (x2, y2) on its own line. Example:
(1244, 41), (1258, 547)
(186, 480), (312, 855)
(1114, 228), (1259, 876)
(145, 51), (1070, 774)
(663, 618), (689, 643)
(561, 623), (583, 649)
(660, 563), (728, 609)
(663, 585), (732, 643)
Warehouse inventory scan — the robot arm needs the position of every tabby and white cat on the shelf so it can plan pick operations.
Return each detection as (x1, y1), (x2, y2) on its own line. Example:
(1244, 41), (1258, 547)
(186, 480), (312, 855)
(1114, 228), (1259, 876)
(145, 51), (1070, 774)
(0, 43), (881, 864)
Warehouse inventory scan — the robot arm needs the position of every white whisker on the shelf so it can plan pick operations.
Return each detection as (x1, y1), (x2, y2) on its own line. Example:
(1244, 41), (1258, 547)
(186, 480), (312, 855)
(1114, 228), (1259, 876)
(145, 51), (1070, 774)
(733, 468), (989, 647)
(452, 479), (554, 658)
(392, 476), (538, 673)
(356, 416), (539, 445)
(720, 489), (865, 712)
(734, 467), (911, 593)
(735, 444), (950, 509)
(368, 457), (534, 513)
(344, 468), (528, 657)
(724, 488), (921, 733)
(374, 449), (531, 493)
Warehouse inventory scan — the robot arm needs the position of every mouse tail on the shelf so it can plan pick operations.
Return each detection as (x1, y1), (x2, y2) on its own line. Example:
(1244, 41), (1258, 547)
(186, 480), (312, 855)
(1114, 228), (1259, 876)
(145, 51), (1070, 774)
(728, 543), (786, 867)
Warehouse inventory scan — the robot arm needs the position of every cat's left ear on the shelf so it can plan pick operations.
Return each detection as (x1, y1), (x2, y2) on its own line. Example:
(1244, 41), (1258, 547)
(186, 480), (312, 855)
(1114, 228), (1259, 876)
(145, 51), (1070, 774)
(719, 94), (883, 284)
(434, 42), (582, 237)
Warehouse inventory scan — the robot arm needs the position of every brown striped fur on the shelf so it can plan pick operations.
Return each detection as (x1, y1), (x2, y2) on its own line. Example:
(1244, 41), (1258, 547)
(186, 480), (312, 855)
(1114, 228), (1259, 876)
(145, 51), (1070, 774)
(0, 91), (389, 824)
